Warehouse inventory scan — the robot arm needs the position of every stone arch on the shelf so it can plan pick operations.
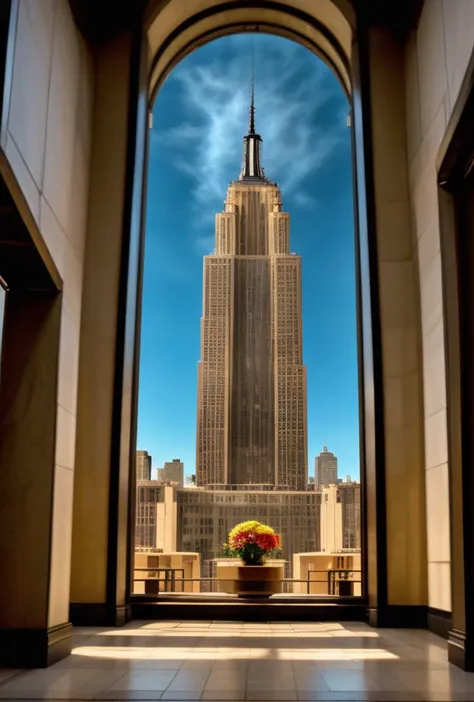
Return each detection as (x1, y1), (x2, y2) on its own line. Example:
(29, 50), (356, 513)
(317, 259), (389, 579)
(70, 0), (426, 634)
(144, 1), (354, 103)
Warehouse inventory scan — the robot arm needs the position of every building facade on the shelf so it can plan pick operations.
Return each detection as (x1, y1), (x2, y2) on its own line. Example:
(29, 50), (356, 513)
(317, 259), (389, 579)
(177, 487), (320, 572)
(320, 482), (361, 552)
(157, 458), (184, 487)
(135, 481), (166, 550)
(136, 450), (152, 482)
(314, 446), (338, 487)
(196, 92), (307, 491)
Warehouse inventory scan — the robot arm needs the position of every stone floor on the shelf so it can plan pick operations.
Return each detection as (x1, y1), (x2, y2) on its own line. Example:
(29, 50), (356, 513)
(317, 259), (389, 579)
(0, 620), (474, 701)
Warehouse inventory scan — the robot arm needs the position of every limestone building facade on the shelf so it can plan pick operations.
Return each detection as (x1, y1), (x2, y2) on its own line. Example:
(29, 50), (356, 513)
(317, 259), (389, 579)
(196, 92), (307, 491)
(136, 450), (152, 481)
(314, 446), (338, 487)
(157, 458), (184, 487)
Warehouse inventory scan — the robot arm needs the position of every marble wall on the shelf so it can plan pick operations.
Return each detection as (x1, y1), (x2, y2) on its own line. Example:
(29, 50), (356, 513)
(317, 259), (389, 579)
(0, 0), (94, 629)
(70, 33), (133, 607)
(404, 0), (474, 612)
(368, 29), (427, 606)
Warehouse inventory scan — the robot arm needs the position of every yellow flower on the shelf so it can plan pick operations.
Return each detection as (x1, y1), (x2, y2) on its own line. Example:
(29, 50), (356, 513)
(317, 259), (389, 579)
(228, 520), (275, 541)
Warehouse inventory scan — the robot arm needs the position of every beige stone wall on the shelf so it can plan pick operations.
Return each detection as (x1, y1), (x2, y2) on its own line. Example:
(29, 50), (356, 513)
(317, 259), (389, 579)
(1, 0), (94, 628)
(405, 0), (474, 612)
(70, 33), (134, 605)
(368, 28), (427, 607)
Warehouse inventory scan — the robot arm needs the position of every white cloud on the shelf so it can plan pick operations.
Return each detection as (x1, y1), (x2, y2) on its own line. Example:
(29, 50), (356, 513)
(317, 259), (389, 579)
(291, 191), (319, 210)
(152, 35), (346, 233)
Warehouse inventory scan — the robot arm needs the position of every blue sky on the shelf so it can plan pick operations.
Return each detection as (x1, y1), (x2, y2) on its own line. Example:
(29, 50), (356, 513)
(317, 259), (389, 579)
(137, 34), (359, 481)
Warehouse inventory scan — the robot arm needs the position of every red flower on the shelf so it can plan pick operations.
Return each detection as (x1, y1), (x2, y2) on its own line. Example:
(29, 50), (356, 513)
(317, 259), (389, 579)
(255, 533), (278, 551)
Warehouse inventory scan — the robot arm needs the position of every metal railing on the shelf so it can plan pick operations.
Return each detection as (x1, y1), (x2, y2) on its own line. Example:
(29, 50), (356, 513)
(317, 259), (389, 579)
(133, 567), (362, 596)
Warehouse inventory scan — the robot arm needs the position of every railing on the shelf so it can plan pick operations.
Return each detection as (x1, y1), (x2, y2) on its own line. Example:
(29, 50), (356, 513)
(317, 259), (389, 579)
(133, 567), (362, 596)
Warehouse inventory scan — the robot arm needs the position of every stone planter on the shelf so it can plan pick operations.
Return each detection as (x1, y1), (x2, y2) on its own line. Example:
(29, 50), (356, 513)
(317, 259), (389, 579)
(216, 563), (284, 598)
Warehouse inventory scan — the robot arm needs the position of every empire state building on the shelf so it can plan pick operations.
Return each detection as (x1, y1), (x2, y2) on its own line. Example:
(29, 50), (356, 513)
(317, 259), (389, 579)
(196, 86), (307, 491)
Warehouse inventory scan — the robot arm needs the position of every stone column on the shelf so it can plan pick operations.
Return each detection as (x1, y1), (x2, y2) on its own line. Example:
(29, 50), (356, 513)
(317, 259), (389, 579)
(353, 23), (427, 625)
(0, 291), (69, 666)
(70, 28), (148, 626)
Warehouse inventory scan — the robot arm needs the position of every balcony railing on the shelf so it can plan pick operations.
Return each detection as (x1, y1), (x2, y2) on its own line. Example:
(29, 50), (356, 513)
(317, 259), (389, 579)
(133, 567), (362, 597)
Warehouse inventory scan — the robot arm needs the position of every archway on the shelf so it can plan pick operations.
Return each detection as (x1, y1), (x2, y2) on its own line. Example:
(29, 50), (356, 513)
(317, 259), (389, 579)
(133, 0), (379, 617)
(71, 0), (425, 630)
(134, 31), (361, 601)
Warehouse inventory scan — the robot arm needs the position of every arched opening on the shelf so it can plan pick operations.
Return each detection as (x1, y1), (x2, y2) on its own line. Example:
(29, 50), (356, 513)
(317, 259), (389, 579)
(132, 6), (364, 606)
(72, 0), (409, 630)
(145, 0), (354, 101)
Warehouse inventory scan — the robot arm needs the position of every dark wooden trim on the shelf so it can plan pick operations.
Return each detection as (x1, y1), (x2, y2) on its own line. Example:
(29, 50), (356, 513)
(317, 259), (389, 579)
(428, 607), (452, 639)
(0, 622), (72, 668)
(132, 601), (366, 622)
(367, 605), (427, 629)
(106, 22), (149, 620)
(126, 32), (150, 605)
(148, 0), (350, 104)
(448, 628), (474, 672)
(70, 603), (132, 627)
(351, 23), (387, 616)
(349, 93), (367, 603)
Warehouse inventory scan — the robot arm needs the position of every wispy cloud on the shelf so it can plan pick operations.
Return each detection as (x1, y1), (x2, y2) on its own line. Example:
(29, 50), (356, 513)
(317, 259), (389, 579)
(291, 191), (319, 210)
(152, 35), (347, 230)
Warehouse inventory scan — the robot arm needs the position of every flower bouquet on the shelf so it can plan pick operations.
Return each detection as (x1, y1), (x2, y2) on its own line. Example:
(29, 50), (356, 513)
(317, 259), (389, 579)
(226, 520), (281, 566)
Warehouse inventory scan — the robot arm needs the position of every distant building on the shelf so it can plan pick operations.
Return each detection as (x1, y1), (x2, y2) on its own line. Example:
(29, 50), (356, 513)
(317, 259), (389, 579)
(175, 487), (320, 576)
(320, 482), (361, 551)
(135, 480), (166, 549)
(157, 459), (184, 487)
(136, 449), (152, 481)
(314, 446), (338, 487)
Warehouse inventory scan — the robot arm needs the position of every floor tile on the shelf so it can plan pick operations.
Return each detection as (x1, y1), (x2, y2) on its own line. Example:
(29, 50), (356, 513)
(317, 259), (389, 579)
(322, 671), (380, 692)
(2, 621), (473, 702)
(396, 668), (474, 693)
(202, 693), (246, 700)
(297, 694), (374, 701)
(165, 669), (210, 693)
(95, 692), (164, 700)
(245, 693), (298, 701)
(160, 693), (202, 700)
(294, 671), (330, 692)
(107, 670), (178, 691)
(0, 671), (22, 684)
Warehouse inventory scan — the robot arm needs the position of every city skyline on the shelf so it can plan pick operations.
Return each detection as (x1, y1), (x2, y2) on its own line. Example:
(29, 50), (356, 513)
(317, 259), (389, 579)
(137, 34), (359, 480)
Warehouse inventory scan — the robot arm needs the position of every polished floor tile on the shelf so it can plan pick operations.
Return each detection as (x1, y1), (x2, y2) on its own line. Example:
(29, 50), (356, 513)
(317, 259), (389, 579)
(1, 620), (474, 700)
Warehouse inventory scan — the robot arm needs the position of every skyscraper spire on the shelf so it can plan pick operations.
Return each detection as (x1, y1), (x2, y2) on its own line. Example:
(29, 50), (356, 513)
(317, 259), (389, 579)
(248, 73), (256, 135)
(239, 74), (265, 180)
